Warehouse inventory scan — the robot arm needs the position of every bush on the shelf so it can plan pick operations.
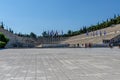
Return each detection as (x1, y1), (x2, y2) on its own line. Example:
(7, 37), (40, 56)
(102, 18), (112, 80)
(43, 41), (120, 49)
(0, 41), (6, 48)
(0, 32), (9, 48)
(0, 32), (9, 43)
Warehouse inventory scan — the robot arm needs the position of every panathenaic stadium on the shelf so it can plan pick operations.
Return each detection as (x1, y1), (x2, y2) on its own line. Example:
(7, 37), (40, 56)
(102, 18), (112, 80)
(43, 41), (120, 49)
(37, 24), (120, 48)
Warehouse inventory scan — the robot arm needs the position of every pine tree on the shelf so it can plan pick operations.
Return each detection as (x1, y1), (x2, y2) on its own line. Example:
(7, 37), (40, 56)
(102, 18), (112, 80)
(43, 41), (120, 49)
(0, 22), (4, 29)
(30, 32), (37, 39)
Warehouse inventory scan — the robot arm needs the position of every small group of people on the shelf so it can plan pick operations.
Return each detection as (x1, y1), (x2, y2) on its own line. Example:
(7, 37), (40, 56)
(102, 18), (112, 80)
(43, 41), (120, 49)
(86, 30), (107, 37)
(80, 43), (120, 48)
(81, 43), (92, 48)
(108, 43), (120, 49)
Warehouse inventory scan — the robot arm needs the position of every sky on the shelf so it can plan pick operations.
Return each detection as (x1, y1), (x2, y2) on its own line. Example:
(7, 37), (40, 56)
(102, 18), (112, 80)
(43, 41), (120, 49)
(0, 0), (120, 35)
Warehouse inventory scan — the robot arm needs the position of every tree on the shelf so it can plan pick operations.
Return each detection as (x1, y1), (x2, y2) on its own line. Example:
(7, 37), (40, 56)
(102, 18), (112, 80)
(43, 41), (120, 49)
(114, 14), (117, 19)
(82, 26), (87, 33)
(42, 31), (48, 37)
(30, 32), (37, 39)
(67, 30), (72, 36)
(0, 22), (4, 29)
(63, 14), (120, 37)
(9, 28), (14, 33)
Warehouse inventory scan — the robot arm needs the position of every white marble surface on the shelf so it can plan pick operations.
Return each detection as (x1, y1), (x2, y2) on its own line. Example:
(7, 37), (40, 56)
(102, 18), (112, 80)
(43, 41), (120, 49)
(0, 48), (120, 80)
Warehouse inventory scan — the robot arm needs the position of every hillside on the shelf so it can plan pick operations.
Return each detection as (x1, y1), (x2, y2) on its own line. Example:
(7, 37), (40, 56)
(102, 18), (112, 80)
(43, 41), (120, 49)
(0, 27), (37, 48)
(1, 14), (120, 48)
(1, 24), (120, 48)
(61, 24), (120, 45)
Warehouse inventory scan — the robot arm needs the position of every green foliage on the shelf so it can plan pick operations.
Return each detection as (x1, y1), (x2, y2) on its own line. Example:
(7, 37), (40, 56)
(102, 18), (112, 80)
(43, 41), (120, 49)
(64, 14), (120, 37)
(0, 32), (9, 43)
(67, 30), (72, 36)
(15, 32), (38, 39)
(42, 31), (48, 37)
(0, 32), (9, 48)
(1, 14), (120, 38)
(0, 22), (4, 29)
(0, 41), (6, 48)
(30, 32), (37, 39)
(9, 28), (14, 33)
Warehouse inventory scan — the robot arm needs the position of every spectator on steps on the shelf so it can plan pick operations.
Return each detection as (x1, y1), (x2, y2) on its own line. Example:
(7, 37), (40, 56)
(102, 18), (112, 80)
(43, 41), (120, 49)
(109, 43), (113, 48)
(89, 43), (92, 48)
(100, 31), (102, 36)
(119, 44), (120, 48)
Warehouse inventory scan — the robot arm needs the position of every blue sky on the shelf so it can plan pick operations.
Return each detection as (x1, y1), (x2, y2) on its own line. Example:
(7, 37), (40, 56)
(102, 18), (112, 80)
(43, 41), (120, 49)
(0, 0), (120, 35)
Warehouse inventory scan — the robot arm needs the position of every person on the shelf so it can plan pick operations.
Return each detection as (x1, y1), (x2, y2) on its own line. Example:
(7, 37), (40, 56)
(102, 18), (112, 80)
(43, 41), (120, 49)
(77, 44), (79, 47)
(104, 30), (106, 36)
(93, 32), (95, 36)
(85, 43), (87, 48)
(109, 43), (113, 48)
(86, 31), (89, 36)
(118, 44), (120, 48)
(100, 31), (102, 36)
(88, 43), (92, 48)
(82, 44), (84, 47)
(96, 31), (98, 36)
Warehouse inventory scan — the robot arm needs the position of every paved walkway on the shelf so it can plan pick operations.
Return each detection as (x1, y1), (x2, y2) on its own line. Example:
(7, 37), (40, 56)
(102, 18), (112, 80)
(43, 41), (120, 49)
(0, 48), (120, 80)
